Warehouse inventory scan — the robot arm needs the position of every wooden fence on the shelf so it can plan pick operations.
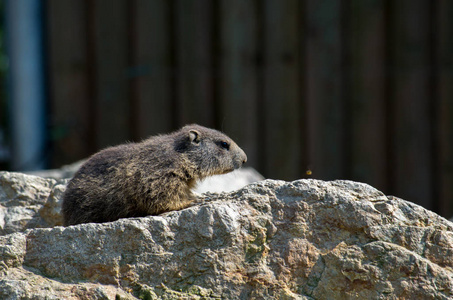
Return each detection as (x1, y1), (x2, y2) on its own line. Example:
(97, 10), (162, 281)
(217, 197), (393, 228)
(46, 0), (453, 218)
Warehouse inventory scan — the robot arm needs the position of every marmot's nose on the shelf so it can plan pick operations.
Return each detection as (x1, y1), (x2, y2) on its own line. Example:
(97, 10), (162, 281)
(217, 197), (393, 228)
(242, 153), (247, 165)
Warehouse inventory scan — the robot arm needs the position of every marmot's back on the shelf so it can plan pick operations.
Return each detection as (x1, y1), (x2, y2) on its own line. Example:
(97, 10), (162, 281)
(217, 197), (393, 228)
(62, 124), (247, 225)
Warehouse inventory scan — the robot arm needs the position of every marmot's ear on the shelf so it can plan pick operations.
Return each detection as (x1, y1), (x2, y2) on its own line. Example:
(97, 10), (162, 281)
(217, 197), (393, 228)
(189, 130), (201, 144)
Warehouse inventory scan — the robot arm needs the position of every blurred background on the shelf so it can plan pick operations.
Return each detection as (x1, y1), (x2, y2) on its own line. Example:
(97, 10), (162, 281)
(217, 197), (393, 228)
(0, 0), (452, 218)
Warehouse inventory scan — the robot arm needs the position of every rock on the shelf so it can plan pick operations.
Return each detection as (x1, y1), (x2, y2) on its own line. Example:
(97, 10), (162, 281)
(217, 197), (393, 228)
(0, 176), (452, 299)
(0, 267), (136, 300)
(195, 167), (265, 193)
(0, 166), (263, 234)
(25, 160), (86, 180)
(0, 172), (66, 235)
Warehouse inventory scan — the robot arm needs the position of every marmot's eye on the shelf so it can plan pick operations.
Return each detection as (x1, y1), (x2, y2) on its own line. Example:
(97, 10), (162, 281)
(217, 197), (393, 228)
(219, 141), (230, 150)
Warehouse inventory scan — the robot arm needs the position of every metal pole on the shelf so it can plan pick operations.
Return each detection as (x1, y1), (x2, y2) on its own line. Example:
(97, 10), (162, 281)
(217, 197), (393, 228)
(5, 0), (47, 171)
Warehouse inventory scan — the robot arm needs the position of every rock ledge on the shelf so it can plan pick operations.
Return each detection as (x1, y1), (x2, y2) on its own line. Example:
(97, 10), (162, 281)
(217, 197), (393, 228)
(0, 173), (452, 299)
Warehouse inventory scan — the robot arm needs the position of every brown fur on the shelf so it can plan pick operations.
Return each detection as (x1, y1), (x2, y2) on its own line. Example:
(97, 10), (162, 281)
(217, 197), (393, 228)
(62, 124), (247, 225)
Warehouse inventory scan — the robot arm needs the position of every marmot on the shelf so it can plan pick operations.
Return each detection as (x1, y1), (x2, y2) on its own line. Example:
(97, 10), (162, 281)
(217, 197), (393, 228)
(62, 124), (247, 226)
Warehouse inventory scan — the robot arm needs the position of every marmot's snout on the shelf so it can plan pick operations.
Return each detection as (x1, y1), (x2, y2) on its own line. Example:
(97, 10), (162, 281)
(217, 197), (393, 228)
(234, 148), (247, 169)
(240, 151), (247, 166)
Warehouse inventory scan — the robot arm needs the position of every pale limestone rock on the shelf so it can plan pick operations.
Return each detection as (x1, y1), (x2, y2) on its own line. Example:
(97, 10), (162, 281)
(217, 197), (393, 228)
(0, 173), (452, 299)
(195, 167), (264, 193)
(0, 167), (263, 234)
(0, 172), (65, 234)
(25, 160), (85, 180)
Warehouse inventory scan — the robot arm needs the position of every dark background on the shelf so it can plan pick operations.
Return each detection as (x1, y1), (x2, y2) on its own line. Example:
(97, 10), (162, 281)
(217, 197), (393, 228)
(1, 0), (453, 218)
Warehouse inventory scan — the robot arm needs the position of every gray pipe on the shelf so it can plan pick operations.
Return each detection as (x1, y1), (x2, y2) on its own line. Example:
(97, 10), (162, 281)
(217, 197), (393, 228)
(5, 0), (47, 171)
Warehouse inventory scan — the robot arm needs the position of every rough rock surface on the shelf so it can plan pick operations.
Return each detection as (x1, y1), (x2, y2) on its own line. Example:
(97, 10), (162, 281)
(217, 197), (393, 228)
(25, 160), (86, 180)
(0, 172), (66, 234)
(0, 173), (453, 299)
(195, 168), (265, 193)
(0, 168), (263, 235)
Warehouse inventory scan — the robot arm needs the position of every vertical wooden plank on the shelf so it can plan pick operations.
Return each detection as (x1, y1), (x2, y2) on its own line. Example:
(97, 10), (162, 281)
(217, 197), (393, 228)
(348, 0), (387, 190)
(93, 0), (130, 148)
(263, 0), (302, 180)
(133, 0), (173, 137)
(390, 0), (432, 209)
(219, 0), (259, 168)
(47, 0), (92, 166)
(305, 0), (344, 180)
(175, 0), (214, 127)
(437, 0), (453, 217)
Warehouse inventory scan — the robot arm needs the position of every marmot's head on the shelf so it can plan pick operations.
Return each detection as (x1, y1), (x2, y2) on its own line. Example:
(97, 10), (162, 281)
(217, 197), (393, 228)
(174, 124), (247, 178)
